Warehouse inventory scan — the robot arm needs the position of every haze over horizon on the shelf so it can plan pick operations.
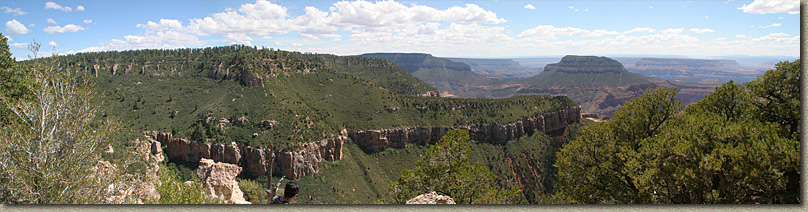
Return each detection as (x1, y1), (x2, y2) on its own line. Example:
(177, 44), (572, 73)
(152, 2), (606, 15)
(1, 0), (800, 60)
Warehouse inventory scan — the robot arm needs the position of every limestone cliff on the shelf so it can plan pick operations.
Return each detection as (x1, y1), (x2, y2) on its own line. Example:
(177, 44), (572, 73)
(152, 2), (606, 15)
(348, 106), (580, 153)
(145, 130), (347, 180)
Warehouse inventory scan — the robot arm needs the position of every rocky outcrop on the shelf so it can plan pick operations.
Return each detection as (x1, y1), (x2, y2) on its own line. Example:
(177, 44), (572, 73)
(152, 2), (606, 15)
(145, 130), (347, 180)
(406, 191), (456, 204)
(348, 106), (581, 153)
(197, 158), (250, 204)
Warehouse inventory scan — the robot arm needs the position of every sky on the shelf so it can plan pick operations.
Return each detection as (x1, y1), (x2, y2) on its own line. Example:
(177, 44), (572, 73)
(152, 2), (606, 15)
(1, 0), (800, 60)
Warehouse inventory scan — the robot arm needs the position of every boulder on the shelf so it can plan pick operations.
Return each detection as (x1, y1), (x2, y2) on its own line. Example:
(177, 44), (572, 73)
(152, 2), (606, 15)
(405, 191), (456, 204)
(197, 158), (250, 204)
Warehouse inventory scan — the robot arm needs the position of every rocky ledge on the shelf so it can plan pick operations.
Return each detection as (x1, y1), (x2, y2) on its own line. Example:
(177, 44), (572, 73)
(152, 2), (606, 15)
(348, 106), (580, 153)
(145, 130), (347, 180)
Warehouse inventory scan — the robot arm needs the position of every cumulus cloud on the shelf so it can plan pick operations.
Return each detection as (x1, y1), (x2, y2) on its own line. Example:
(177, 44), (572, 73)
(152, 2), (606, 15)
(83, 19), (93, 24)
(524, 4), (536, 9)
(48, 41), (58, 47)
(224, 33), (253, 45)
(736, 34), (746, 38)
(91, 0), (508, 53)
(715, 37), (726, 41)
(4, 35), (11, 42)
(518, 25), (620, 40)
(750, 33), (798, 43)
(45, 2), (72, 12)
(689, 28), (716, 33)
(739, 0), (799, 14)
(758, 23), (781, 28)
(6, 19), (30, 34)
(1, 6), (27, 15)
(11, 43), (28, 48)
(624, 27), (656, 34)
(43, 24), (86, 34)
(47, 18), (58, 25)
(76, 6), (85, 11)
(137, 19), (185, 32)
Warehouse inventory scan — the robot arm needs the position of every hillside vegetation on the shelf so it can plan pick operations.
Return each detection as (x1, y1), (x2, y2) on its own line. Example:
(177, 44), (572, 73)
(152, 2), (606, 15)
(45, 45), (577, 152)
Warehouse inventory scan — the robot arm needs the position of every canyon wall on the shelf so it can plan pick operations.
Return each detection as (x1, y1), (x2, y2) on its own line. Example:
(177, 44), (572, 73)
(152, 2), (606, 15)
(148, 107), (580, 180)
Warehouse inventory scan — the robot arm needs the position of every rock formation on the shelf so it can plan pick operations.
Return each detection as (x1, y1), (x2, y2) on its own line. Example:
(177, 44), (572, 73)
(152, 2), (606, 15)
(197, 158), (250, 204)
(405, 191), (456, 204)
(348, 106), (581, 152)
(145, 130), (348, 180)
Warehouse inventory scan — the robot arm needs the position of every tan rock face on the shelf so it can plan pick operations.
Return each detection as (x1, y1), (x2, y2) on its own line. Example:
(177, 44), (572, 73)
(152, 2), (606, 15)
(147, 130), (347, 180)
(197, 158), (250, 204)
(406, 191), (456, 204)
(349, 107), (581, 153)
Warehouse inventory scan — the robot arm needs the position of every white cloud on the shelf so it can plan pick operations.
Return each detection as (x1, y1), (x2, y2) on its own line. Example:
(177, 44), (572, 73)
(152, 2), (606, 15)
(739, 0), (799, 14)
(624, 27), (656, 33)
(1, 7), (27, 15)
(94, 0), (508, 53)
(736, 34), (746, 38)
(750, 33), (797, 43)
(778, 16), (783, 19)
(704, 16), (709, 19)
(518, 25), (620, 40)
(43, 24), (86, 34)
(568, 6), (574, 9)
(224, 33), (253, 45)
(715, 37), (726, 41)
(758, 23), (782, 28)
(47, 18), (58, 25)
(137, 19), (184, 32)
(5, 19), (30, 34)
(649, 6), (654, 9)
(524, 4), (536, 10)
(292, 43), (302, 47)
(4, 35), (11, 42)
(45, 2), (72, 12)
(76, 5), (85, 11)
(11, 43), (28, 48)
(660, 28), (684, 34)
(48, 41), (58, 47)
(83, 19), (93, 24)
(689, 28), (716, 33)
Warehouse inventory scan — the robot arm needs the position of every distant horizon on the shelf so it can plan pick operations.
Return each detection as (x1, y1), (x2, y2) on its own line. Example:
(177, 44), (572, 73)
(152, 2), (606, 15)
(2, 0), (799, 60)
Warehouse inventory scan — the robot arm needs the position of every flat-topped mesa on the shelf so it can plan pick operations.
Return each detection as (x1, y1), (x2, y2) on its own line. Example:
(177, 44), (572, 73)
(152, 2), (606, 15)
(348, 106), (581, 153)
(543, 55), (625, 74)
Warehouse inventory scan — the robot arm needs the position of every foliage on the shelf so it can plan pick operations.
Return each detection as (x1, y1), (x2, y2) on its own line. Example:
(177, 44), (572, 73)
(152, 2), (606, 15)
(238, 178), (268, 204)
(552, 60), (800, 203)
(0, 43), (144, 204)
(391, 129), (524, 204)
(147, 163), (223, 204)
(0, 33), (35, 126)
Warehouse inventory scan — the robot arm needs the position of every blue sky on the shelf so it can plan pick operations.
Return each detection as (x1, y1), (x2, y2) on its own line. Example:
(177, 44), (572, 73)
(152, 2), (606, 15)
(1, 0), (800, 60)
